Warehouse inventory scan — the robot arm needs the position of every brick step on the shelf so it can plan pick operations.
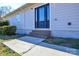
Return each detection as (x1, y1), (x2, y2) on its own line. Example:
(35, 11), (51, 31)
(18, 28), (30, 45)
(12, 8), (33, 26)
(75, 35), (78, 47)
(28, 33), (47, 38)
(30, 32), (50, 37)
(29, 30), (51, 39)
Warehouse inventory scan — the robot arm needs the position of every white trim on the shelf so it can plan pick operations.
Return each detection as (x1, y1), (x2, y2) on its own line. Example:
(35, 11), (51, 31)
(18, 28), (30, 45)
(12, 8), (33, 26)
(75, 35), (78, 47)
(33, 3), (48, 9)
(49, 3), (52, 30)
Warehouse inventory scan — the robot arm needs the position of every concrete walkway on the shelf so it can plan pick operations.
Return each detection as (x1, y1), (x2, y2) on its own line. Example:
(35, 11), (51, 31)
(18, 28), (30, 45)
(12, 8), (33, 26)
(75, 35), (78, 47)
(18, 36), (45, 44)
(3, 36), (76, 56)
(3, 36), (45, 55)
(3, 39), (35, 55)
(22, 44), (75, 56)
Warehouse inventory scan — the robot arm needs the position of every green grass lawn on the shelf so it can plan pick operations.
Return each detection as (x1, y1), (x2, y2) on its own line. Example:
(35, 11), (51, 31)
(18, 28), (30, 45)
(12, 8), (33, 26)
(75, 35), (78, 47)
(43, 37), (79, 49)
(0, 43), (19, 56)
(0, 35), (25, 56)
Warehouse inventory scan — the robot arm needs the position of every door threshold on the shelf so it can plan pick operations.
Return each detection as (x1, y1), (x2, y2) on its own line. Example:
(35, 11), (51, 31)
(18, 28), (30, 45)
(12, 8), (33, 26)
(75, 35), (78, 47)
(35, 28), (50, 30)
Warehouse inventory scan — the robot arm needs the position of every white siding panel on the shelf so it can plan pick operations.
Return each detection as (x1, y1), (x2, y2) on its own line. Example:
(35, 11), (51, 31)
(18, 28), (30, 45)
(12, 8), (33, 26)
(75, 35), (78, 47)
(8, 16), (17, 26)
(53, 30), (79, 39)
(15, 12), (25, 34)
(51, 3), (79, 38)
(23, 8), (34, 34)
(8, 12), (25, 34)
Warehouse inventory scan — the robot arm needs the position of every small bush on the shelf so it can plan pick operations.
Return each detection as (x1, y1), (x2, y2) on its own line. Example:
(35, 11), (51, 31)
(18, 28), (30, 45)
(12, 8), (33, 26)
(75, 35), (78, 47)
(0, 20), (9, 26)
(0, 27), (3, 34)
(0, 26), (16, 35)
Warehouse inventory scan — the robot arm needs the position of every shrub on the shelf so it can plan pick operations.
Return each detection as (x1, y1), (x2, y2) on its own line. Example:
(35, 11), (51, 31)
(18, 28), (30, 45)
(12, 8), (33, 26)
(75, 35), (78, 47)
(0, 27), (3, 34)
(0, 26), (16, 35)
(0, 20), (9, 26)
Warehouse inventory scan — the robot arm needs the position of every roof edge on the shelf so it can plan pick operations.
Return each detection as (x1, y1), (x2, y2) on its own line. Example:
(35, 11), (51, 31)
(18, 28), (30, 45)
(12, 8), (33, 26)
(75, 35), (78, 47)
(2, 3), (36, 18)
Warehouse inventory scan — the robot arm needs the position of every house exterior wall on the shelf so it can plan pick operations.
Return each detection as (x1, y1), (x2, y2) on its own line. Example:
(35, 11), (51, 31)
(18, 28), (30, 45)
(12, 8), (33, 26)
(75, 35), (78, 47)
(51, 3), (79, 38)
(3, 3), (79, 38)
(6, 9), (25, 34)
(23, 7), (34, 34)
(8, 8), (33, 34)
(5, 3), (47, 34)
(22, 3), (48, 34)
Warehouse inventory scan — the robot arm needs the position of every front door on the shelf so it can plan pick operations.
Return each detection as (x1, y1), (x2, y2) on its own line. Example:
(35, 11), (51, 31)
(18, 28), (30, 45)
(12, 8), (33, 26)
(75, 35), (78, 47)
(35, 4), (50, 28)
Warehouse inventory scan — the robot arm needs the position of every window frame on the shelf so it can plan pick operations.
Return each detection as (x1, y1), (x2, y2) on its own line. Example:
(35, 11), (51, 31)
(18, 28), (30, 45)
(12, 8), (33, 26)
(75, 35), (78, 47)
(35, 4), (50, 28)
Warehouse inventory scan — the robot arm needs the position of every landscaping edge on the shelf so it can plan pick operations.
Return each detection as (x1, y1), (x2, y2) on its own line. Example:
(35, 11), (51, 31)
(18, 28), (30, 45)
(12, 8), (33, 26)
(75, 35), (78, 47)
(41, 42), (79, 56)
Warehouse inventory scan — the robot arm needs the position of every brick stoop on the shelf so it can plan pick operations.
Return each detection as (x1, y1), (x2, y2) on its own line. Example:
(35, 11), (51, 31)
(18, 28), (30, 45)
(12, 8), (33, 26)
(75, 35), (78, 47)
(28, 30), (51, 39)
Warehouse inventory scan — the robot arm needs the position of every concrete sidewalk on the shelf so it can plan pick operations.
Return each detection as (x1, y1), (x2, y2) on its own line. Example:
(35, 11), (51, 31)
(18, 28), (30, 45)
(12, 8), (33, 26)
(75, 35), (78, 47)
(3, 36), (76, 56)
(19, 36), (45, 44)
(22, 43), (76, 56)
(3, 39), (35, 55)
(3, 36), (45, 55)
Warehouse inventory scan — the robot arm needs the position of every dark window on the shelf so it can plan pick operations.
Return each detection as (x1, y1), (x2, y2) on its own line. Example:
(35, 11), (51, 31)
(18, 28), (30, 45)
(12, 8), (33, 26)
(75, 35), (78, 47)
(35, 4), (50, 28)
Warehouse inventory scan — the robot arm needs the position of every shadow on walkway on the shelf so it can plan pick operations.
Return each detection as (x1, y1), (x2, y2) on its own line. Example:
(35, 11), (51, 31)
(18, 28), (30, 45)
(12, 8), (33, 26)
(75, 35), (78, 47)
(19, 36), (77, 56)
